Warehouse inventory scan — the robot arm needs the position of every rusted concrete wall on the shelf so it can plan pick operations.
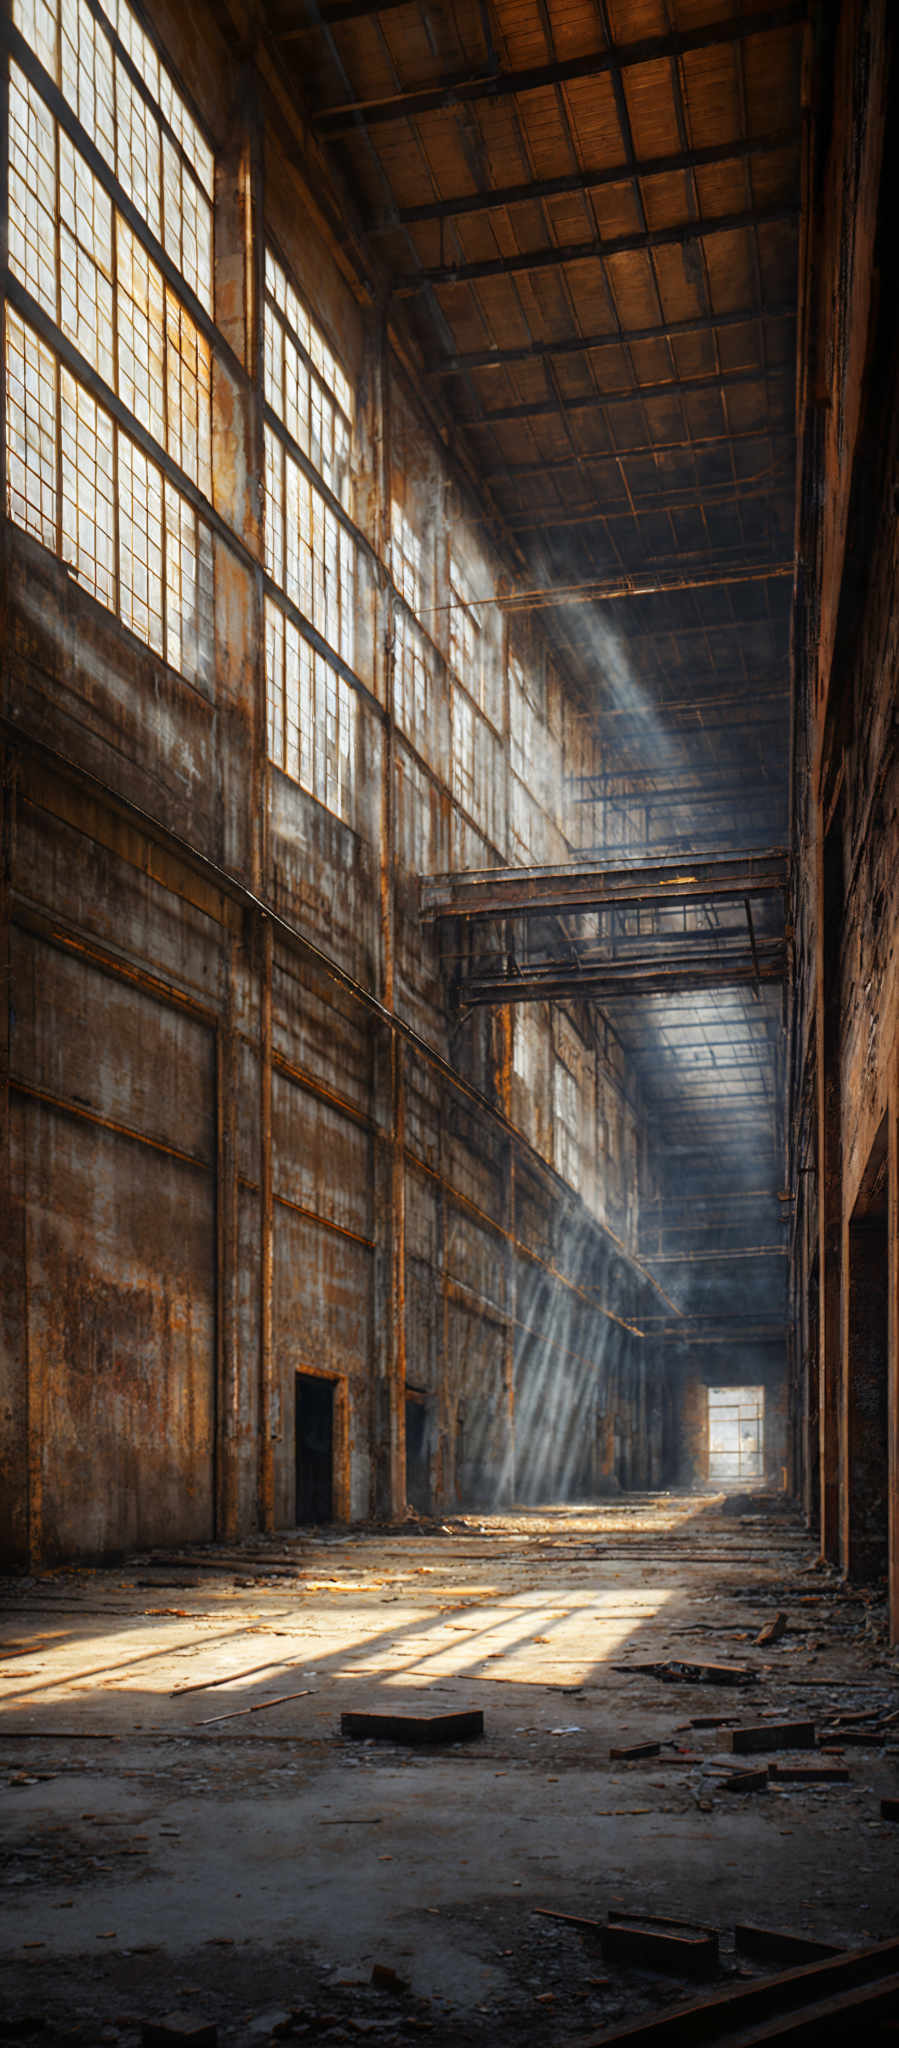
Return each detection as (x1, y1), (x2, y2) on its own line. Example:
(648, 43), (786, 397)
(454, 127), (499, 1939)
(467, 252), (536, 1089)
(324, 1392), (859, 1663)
(0, 0), (672, 1566)
(790, 1), (899, 1630)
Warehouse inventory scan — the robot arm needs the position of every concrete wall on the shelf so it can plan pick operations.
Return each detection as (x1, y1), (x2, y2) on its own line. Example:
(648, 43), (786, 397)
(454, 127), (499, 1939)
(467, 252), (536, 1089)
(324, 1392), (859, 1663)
(0, 0), (673, 1564)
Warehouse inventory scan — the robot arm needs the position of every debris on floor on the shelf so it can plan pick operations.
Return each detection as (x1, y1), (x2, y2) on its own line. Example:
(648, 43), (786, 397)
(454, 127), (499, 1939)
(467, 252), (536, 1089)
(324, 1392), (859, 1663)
(1, 1497), (898, 2048)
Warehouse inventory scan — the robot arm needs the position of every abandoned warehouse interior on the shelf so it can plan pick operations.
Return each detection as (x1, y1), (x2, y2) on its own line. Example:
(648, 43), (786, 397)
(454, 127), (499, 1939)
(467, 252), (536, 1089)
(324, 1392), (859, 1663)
(2, 0), (899, 2041)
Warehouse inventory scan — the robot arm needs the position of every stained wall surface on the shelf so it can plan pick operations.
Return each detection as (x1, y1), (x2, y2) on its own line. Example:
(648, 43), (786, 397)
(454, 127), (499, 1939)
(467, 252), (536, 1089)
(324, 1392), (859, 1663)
(0, 0), (673, 1565)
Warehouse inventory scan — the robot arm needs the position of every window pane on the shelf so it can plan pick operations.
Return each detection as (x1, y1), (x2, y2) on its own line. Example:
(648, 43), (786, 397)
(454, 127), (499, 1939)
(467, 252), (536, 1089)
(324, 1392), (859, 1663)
(58, 130), (115, 383)
(8, 63), (57, 319)
(116, 215), (166, 443)
(60, 0), (115, 169)
(165, 288), (212, 495)
(60, 366), (116, 608)
(118, 433), (164, 652)
(164, 481), (214, 686)
(12, 0), (58, 79)
(5, 307), (57, 550)
(115, 53), (162, 241)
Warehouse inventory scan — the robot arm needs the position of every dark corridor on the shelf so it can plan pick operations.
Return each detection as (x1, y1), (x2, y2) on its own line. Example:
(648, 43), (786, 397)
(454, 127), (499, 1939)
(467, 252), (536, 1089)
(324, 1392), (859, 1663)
(405, 1395), (431, 1514)
(295, 1374), (335, 1524)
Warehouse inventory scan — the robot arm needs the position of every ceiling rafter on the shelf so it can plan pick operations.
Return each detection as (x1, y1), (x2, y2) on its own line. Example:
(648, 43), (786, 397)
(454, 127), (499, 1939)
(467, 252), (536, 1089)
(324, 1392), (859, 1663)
(394, 203), (798, 294)
(393, 129), (800, 227)
(312, 5), (805, 133)
(425, 301), (795, 377)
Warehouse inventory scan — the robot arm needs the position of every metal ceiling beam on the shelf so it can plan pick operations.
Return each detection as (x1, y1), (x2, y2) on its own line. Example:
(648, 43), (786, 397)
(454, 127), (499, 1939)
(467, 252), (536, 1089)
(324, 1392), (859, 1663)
(312, 7), (805, 133)
(399, 133), (800, 228)
(645, 1321), (787, 1341)
(504, 476), (791, 531)
(395, 204), (798, 294)
(590, 686), (788, 722)
(643, 1236), (786, 1253)
(500, 559), (793, 611)
(454, 951), (786, 1004)
(481, 423), (794, 481)
(455, 361), (789, 426)
(421, 848), (788, 922)
(574, 762), (785, 793)
(425, 302), (795, 378)
(600, 784), (786, 812)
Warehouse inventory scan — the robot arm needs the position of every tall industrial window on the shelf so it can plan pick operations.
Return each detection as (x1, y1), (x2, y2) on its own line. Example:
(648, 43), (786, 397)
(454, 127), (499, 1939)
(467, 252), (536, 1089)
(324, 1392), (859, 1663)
(553, 1055), (580, 1190)
(513, 1008), (539, 1090)
(264, 249), (352, 510)
(448, 553), (483, 705)
(707, 1387), (765, 1484)
(265, 597), (354, 824)
(5, 0), (214, 684)
(509, 655), (540, 861)
(392, 502), (431, 748)
(263, 249), (357, 822)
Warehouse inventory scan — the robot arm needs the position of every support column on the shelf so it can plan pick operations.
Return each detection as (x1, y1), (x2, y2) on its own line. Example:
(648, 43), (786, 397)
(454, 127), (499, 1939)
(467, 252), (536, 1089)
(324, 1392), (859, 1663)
(889, 1058), (899, 1642)
(0, 746), (29, 1567)
(371, 1023), (406, 1518)
(258, 913), (274, 1531)
(503, 1142), (517, 1503)
(216, 922), (242, 1539)
(817, 802), (843, 1559)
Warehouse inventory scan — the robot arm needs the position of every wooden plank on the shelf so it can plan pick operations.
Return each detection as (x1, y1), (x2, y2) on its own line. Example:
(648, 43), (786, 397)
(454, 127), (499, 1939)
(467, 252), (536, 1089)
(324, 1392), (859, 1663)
(573, 1938), (899, 2044)
(601, 1914), (719, 1979)
(734, 1925), (844, 1965)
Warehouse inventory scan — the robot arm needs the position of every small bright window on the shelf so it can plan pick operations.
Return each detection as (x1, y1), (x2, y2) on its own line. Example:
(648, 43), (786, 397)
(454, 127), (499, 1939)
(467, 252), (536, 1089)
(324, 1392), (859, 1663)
(707, 1386), (765, 1484)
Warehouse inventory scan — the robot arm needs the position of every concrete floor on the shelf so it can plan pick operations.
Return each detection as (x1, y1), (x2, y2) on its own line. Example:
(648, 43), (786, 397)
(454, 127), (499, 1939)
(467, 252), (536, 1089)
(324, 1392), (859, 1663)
(2, 1494), (899, 2045)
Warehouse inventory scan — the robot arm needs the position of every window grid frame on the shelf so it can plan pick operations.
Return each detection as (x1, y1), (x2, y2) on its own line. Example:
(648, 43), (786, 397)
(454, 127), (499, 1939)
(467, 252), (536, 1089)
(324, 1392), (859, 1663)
(8, 58), (214, 505)
(12, 0), (215, 227)
(264, 591), (357, 828)
(263, 416), (357, 678)
(5, 303), (214, 684)
(8, 17), (216, 341)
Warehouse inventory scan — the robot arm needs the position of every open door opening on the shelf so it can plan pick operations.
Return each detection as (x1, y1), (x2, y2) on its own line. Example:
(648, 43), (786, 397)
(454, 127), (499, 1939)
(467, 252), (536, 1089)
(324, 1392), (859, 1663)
(845, 1117), (889, 1580)
(405, 1392), (431, 1514)
(707, 1385), (765, 1486)
(295, 1372), (335, 1524)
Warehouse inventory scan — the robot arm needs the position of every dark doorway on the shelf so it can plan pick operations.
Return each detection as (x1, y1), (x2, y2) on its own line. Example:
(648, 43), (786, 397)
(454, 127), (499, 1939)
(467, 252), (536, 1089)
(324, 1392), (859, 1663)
(405, 1394), (430, 1514)
(295, 1373), (334, 1523)
(845, 1118), (889, 1580)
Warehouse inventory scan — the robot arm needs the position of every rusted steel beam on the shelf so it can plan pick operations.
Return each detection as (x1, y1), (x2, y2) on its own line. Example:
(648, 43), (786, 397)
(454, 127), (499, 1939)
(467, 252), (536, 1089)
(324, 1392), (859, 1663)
(452, 361), (790, 428)
(403, 138), (800, 231)
(647, 1236), (786, 1253)
(591, 688), (789, 726)
(395, 206), (798, 295)
(504, 477), (792, 534)
(646, 1320), (789, 1342)
(421, 850), (788, 923)
(574, 765), (787, 795)
(431, 301), (794, 375)
(313, 8), (806, 134)
(455, 954), (786, 1005)
(481, 424), (794, 484)
(499, 560), (793, 611)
